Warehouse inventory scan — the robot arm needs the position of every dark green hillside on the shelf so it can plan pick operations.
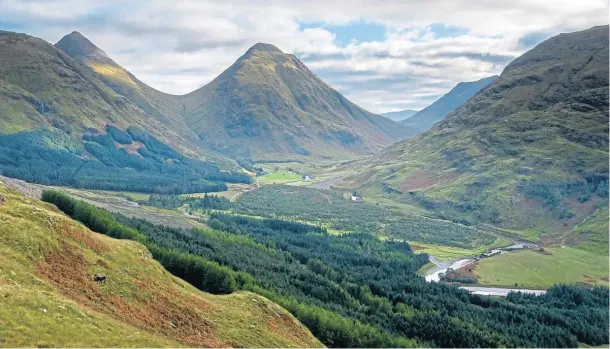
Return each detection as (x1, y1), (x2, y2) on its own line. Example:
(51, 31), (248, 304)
(181, 43), (409, 161)
(0, 126), (250, 194)
(345, 25), (609, 238)
(44, 190), (610, 348)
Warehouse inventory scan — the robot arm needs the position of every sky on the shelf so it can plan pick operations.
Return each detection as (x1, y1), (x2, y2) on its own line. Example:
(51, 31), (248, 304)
(0, 0), (607, 113)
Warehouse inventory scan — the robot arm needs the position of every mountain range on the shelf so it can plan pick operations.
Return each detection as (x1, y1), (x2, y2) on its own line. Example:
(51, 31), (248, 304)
(53, 31), (408, 161)
(399, 75), (497, 136)
(0, 30), (410, 192)
(342, 25), (609, 240)
(382, 109), (418, 122)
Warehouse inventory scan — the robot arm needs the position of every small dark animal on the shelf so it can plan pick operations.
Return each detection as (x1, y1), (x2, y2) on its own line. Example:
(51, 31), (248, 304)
(93, 274), (107, 283)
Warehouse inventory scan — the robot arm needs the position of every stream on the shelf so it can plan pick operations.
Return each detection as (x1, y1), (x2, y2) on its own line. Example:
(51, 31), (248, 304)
(423, 242), (547, 296)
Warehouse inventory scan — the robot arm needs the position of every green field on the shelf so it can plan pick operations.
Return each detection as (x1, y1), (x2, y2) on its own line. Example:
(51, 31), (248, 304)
(416, 262), (436, 275)
(258, 171), (303, 184)
(475, 247), (609, 288)
(573, 207), (609, 255)
(412, 237), (512, 261)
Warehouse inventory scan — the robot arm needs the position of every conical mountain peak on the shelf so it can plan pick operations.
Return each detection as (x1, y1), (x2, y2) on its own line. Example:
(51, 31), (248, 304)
(55, 31), (108, 60)
(245, 42), (284, 55)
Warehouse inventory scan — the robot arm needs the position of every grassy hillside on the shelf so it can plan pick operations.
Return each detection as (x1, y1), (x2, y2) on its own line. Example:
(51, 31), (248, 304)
(344, 26), (609, 241)
(54, 32), (210, 161)
(0, 31), (192, 154)
(474, 247), (609, 289)
(0, 181), (322, 348)
(0, 30), (256, 194)
(182, 43), (409, 161)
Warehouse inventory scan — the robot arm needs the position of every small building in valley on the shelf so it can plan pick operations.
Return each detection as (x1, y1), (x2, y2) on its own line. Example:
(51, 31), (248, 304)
(350, 194), (364, 202)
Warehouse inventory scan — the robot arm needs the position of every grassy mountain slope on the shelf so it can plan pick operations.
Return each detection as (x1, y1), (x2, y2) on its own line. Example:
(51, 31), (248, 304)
(182, 43), (409, 161)
(3, 30), (408, 166)
(400, 76), (497, 135)
(343, 25), (609, 244)
(54, 32), (208, 159)
(0, 31), (198, 155)
(0, 181), (322, 348)
(382, 109), (418, 122)
(0, 31), (253, 193)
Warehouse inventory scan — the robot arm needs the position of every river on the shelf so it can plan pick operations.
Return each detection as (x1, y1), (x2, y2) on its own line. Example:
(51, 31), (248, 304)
(423, 243), (547, 296)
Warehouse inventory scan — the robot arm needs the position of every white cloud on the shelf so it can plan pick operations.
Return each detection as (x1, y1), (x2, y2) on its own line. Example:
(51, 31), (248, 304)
(0, 0), (607, 112)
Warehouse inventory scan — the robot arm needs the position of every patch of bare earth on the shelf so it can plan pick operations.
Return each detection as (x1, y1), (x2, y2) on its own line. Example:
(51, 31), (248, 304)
(0, 175), (44, 198)
(115, 140), (145, 157)
(534, 247), (553, 255)
(457, 262), (479, 279)
(401, 171), (459, 191)
(36, 242), (227, 347)
(409, 244), (424, 251)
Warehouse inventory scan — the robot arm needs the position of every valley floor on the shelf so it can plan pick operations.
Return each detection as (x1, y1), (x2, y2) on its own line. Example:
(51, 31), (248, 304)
(241, 162), (610, 291)
(4, 164), (608, 292)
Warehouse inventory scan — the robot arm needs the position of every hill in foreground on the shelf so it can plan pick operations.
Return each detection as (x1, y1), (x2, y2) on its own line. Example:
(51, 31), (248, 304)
(342, 25), (609, 241)
(0, 180), (322, 348)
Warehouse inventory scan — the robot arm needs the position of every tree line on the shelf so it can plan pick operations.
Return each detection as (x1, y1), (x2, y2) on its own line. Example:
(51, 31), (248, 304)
(42, 189), (418, 347)
(235, 185), (495, 248)
(0, 128), (250, 194)
(143, 193), (232, 211)
(42, 190), (610, 348)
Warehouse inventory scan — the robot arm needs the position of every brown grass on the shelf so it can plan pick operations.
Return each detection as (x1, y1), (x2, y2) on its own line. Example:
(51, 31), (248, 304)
(401, 171), (459, 191)
(50, 219), (110, 252)
(36, 242), (228, 348)
(263, 302), (308, 346)
(457, 262), (479, 278)
(409, 244), (424, 251)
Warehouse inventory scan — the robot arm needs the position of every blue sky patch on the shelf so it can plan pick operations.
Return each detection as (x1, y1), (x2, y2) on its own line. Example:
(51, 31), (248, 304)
(299, 20), (386, 46)
(427, 23), (469, 38)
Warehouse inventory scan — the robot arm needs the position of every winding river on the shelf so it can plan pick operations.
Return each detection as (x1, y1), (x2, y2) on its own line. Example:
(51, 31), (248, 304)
(423, 243), (547, 297)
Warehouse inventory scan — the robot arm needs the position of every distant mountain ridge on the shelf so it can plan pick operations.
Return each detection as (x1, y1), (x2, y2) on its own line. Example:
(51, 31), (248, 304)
(400, 76), (498, 135)
(382, 109), (418, 122)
